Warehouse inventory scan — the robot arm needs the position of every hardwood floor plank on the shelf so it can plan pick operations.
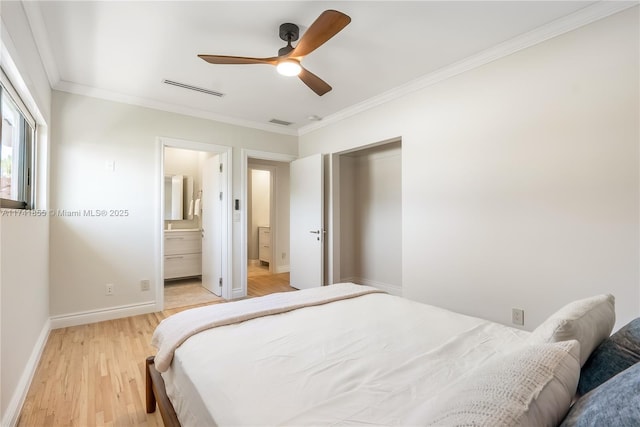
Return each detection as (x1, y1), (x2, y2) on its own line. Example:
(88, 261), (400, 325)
(18, 277), (294, 427)
(163, 279), (224, 310)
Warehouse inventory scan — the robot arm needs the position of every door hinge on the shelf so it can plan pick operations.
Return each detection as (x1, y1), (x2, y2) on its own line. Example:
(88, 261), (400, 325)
(219, 191), (223, 201)
(219, 163), (223, 173)
(218, 277), (222, 287)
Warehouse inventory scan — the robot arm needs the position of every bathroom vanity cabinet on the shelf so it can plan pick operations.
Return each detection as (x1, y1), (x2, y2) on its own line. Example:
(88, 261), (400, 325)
(164, 230), (202, 279)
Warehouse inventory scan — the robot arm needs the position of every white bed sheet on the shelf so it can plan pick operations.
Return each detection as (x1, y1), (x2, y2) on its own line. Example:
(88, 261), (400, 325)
(162, 291), (530, 426)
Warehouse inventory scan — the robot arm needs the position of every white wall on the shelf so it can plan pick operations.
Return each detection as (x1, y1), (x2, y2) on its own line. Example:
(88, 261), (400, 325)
(0, 1), (52, 424)
(0, 216), (50, 423)
(301, 8), (640, 331)
(339, 156), (356, 282)
(49, 90), (297, 320)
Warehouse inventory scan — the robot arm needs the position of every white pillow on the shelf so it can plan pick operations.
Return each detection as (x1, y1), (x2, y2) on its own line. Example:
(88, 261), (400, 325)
(405, 340), (581, 427)
(528, 294), (615, 366)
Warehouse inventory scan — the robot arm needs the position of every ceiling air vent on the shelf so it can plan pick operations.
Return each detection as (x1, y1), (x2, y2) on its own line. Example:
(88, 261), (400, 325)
(162, 79), (225, 98)
(269, 118), (294, 126)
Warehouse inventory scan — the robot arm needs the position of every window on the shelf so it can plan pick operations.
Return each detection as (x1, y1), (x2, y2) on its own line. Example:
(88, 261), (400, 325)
(1, 69), (35, 209)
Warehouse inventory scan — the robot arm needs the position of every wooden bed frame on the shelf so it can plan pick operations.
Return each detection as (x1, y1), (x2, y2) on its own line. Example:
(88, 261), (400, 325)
(145, 356), (181, 427)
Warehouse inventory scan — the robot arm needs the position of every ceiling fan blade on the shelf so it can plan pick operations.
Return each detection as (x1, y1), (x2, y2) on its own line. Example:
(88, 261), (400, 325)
(198, 55), (279, 65)
(290, 10), (351, 58)
(298, 67), (332, 96)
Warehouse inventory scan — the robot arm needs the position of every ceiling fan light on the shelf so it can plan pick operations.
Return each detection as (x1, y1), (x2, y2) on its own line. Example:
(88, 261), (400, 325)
(277, 60), (302, 76)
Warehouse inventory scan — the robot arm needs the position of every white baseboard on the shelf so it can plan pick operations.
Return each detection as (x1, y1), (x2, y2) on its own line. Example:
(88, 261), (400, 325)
(49, 301), (157, 329)
(339, 277), (403, 296)
(2, 319), (51, 427)
(231, 288), (246, 300)
(275, 264), (290, 274)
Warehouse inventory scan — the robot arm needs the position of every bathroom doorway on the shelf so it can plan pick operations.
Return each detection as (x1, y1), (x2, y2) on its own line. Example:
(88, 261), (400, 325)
(158, 138), (232, 310)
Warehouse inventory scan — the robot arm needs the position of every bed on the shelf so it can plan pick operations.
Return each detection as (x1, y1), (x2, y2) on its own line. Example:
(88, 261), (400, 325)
(146, 283), (621, 426)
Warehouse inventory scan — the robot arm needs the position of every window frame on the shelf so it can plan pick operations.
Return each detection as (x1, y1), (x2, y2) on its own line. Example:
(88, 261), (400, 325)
(1, 68), (36, 210)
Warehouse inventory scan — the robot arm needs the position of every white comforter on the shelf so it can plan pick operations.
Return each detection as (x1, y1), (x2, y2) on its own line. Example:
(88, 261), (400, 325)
(160, 284), (530, 426)
(153, 283), (383, 372)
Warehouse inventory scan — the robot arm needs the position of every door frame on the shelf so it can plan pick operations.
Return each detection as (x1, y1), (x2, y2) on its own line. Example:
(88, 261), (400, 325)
(239, 149), (296, 299)
(248, 164), (276, 273)
(156, 137), (233, 310)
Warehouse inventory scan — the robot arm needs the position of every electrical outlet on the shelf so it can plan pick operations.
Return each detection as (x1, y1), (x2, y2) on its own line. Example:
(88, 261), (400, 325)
(512, 308), (524, 326)
(140, 279), (150, 291)
(106, 283), (114, 296)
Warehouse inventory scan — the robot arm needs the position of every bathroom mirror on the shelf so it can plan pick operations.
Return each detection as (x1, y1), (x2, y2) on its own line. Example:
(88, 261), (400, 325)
(164, 175), (183, 220)
(164, 175), (194, 220)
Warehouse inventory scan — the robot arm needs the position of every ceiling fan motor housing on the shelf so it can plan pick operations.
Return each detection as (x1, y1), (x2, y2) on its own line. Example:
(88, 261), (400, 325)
(279, 23), (299, 42)
(278, 23), (299, 56)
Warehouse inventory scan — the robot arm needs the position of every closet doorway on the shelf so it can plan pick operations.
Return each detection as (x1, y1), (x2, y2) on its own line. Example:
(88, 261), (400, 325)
(330, 139), (402, 295)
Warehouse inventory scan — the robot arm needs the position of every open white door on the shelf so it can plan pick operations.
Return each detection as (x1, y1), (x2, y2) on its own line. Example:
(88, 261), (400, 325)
(290, 154), (324, 289)
(202, 154), (223, 296)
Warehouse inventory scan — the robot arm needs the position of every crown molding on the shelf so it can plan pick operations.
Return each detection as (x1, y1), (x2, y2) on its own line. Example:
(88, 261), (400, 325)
(54, 80), (299, 136)
(298, 1), (638, 136)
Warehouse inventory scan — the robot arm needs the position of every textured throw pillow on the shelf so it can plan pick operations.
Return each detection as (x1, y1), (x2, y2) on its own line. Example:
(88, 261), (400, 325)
(407, 340), (581, 427)
(528, 294), (615, 366)
(577, 317), (640, 395)
(560, 362), (640, 427)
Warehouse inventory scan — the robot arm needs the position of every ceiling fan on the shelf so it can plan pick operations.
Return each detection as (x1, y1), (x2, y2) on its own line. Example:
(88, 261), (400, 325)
(198, 10), (351, 96)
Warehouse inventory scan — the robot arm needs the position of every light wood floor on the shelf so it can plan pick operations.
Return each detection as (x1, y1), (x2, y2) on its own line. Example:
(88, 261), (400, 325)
(18, 275), (294, 427)
(247, 262), (294, 297)
(163, 278), (224, 310)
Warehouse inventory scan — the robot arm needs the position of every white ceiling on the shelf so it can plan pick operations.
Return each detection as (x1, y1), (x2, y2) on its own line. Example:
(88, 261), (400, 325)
(25, 1), (612, 134)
